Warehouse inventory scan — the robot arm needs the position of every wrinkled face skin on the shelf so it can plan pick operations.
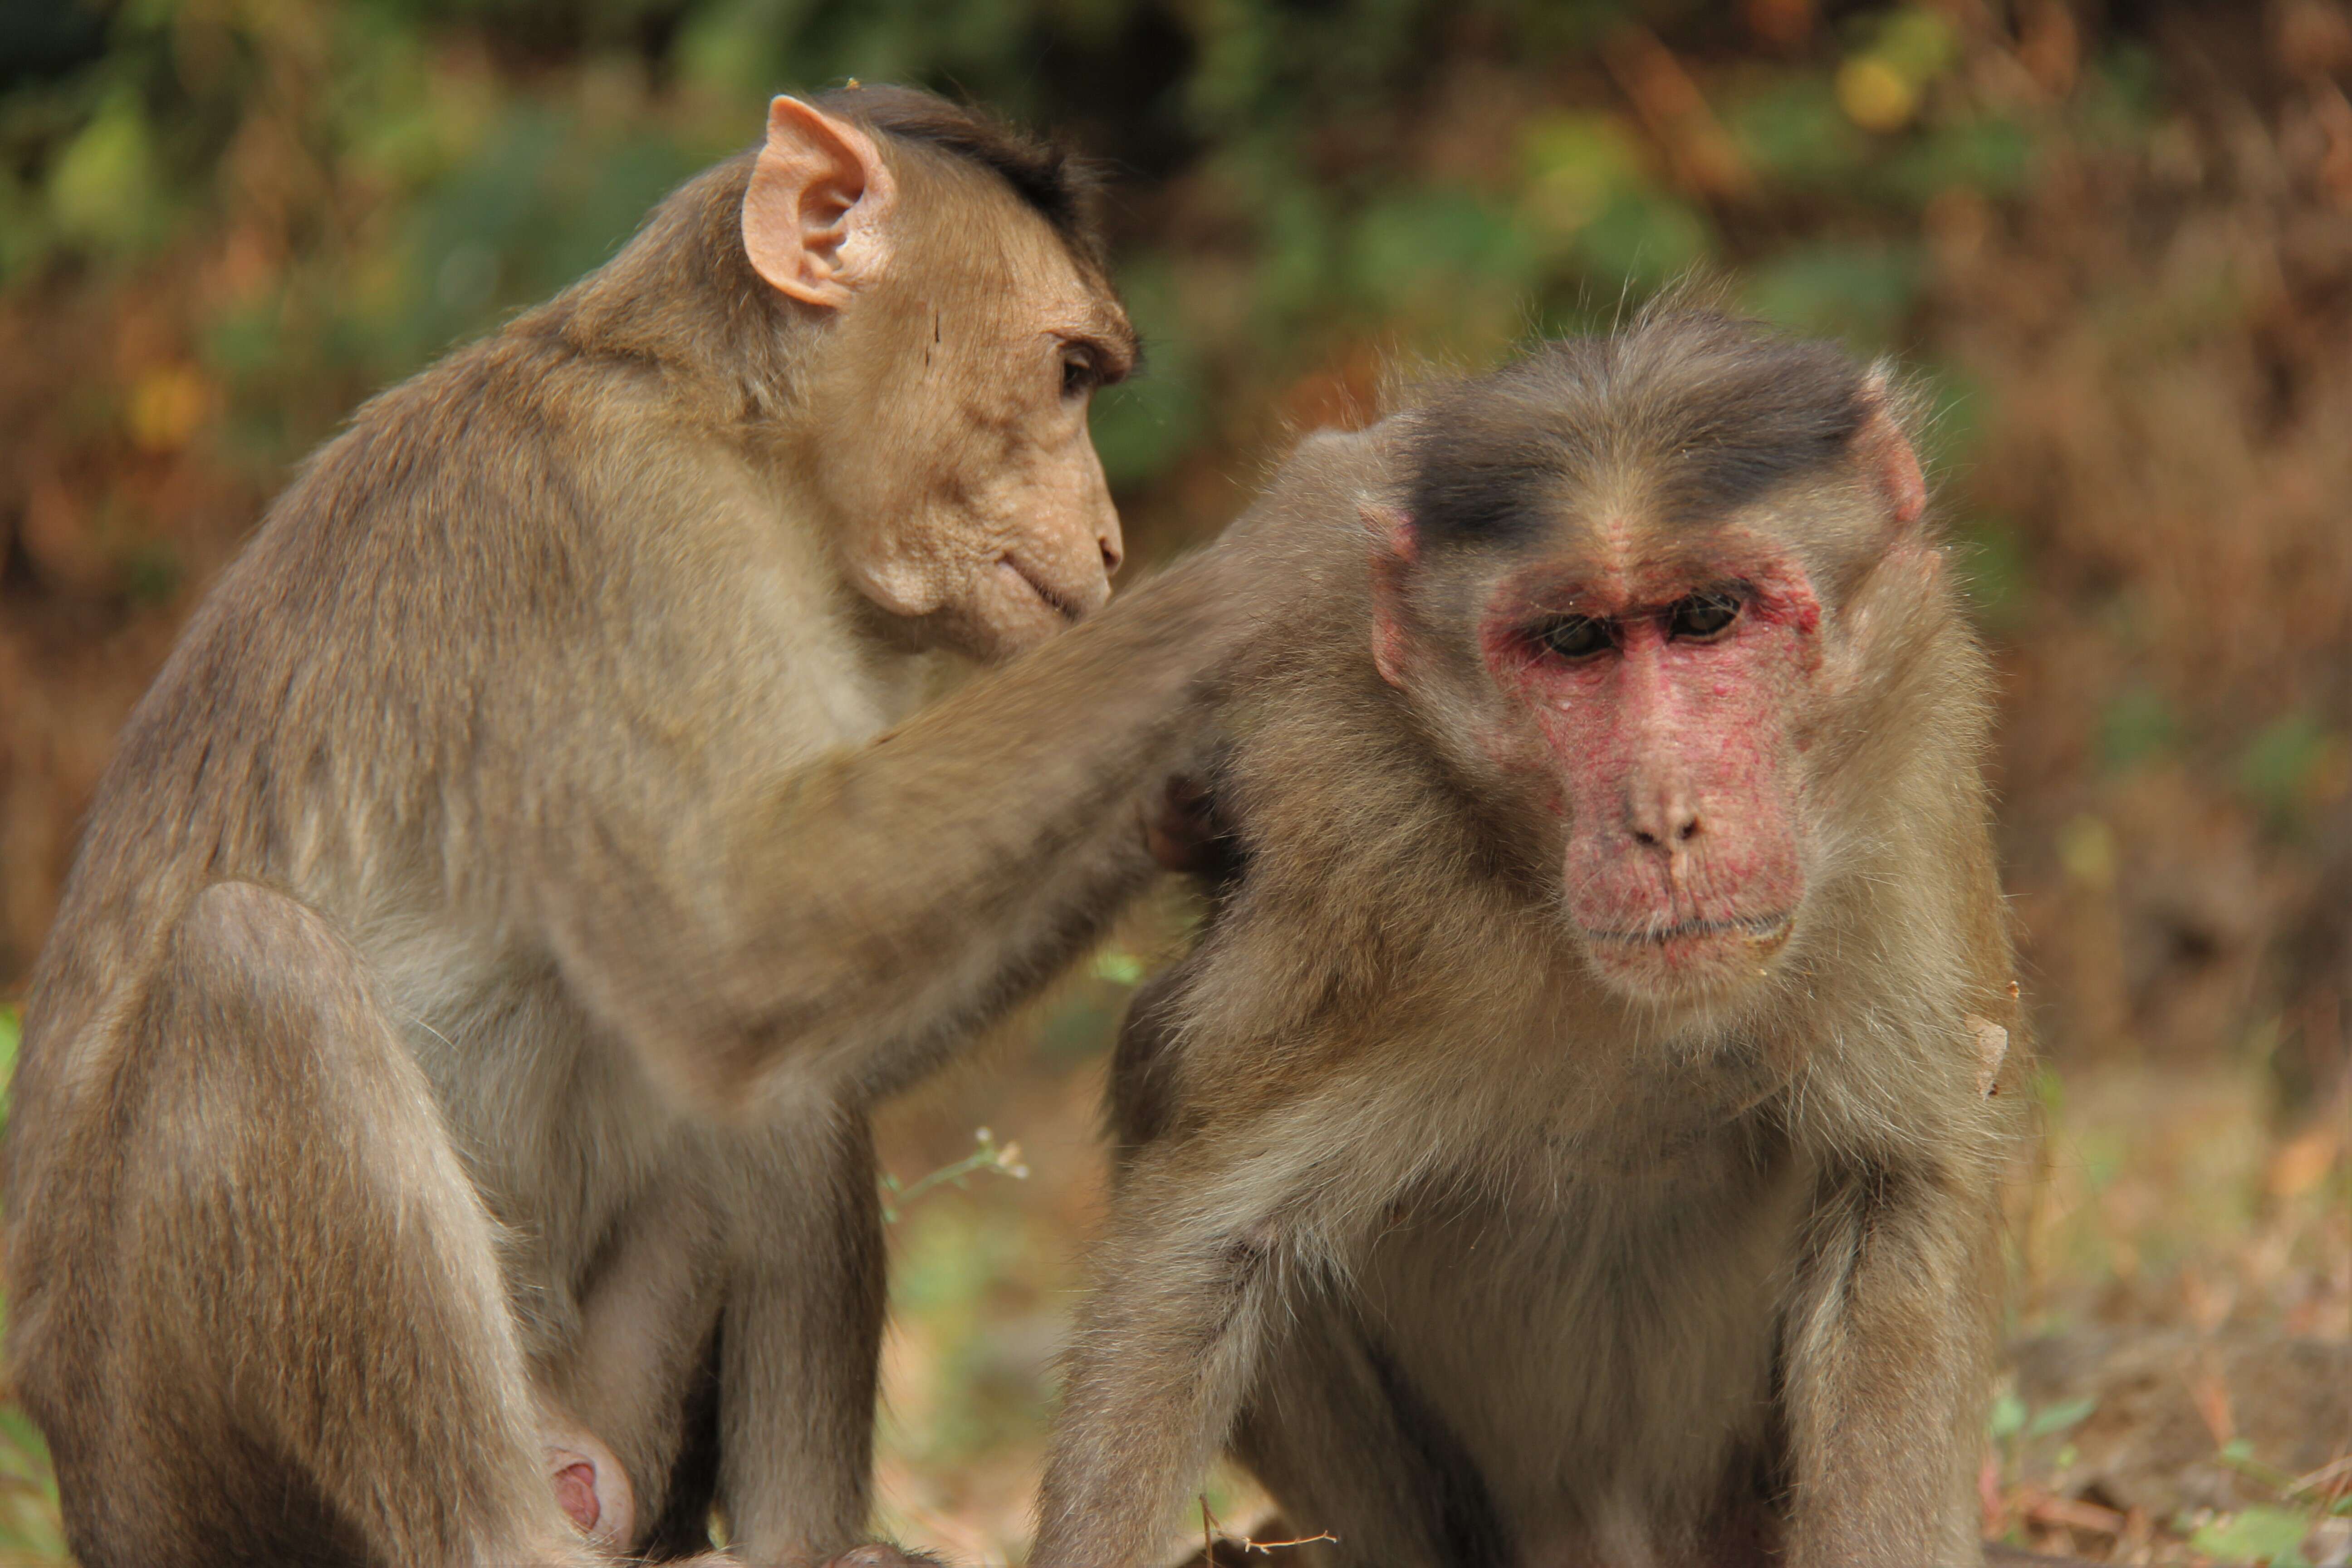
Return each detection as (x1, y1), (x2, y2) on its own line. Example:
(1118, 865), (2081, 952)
(1480, 533), (1824, 999)
(1376, 513), (1830, 1004)
(812, 182), (1133, 661)
(744, 97), (1136, 662)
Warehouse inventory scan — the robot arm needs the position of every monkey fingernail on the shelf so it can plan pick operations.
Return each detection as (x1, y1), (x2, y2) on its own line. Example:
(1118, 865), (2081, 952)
(1966, 1014), (2009, 1096)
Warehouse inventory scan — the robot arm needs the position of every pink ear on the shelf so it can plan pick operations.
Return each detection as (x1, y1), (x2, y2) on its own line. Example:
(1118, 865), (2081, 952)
(1856, 375), (1926, 528)
(742, 96), (897, 309)
(1362, 503), (1418, 690)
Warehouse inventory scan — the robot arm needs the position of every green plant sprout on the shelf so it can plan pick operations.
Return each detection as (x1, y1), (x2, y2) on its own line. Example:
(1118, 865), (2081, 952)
(2179, 1443), (2352, 1567)
(1091, 947), (1146, 986)
(2189, 1504), (2318, 1568)
(880, 1127), (1029, 1225)
(0, 1002), (18, 1144)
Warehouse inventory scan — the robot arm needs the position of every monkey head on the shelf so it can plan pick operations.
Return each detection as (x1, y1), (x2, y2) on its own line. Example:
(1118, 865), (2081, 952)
(743, 93), (1137, 661)
(1364, 325), (1931, 1006)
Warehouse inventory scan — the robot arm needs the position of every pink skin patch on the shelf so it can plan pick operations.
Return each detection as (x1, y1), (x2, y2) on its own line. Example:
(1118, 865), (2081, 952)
(544, 1428), (634, 1548)
(554, 1461), (601, 1532)
(1475, 542), (1822, 998)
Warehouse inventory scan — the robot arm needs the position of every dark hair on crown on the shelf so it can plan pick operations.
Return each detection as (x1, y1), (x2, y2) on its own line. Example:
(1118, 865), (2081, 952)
(811, 83), (1109, 270)
(1407, 310), (1875, 547)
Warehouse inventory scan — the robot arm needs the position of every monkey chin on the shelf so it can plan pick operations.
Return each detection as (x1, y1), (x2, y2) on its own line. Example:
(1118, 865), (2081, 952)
(1576, 911), (1796, 1006)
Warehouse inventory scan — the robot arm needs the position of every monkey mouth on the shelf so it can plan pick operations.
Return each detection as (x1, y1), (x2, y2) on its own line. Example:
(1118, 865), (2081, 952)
(1584, 912), (1793, 952)
(1000, 557), (1086, 623)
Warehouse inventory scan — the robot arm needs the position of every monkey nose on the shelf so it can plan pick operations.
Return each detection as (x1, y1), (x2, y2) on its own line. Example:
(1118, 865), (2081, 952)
(1627, 794), (1702, 856)
(1098, 518), (1125, 578)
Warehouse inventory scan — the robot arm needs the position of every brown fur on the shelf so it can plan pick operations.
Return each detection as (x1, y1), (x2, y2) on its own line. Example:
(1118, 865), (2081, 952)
(3, 88), (1236, 1568)
(1036, 313), (2027, 1568)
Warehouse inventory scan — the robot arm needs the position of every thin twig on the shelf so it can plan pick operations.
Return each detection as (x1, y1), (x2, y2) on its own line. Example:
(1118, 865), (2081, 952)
(1197, 1495), (1338, 1559)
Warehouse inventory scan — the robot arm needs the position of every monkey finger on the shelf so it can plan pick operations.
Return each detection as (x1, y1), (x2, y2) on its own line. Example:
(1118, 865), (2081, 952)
(1965, 1013), (2009, 1096)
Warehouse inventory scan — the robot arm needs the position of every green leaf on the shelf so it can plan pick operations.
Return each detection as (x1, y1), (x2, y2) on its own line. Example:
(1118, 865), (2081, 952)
(1092, 949), (1146, 987)
(1953, 514), (2029, 633)
(1572, 190), (1710, 293)
(2238, 713), (2349, 824)
(1743, 243), (1920, 349)
(48, 91), (157, 251)
(1987, 1388), (2027, 1440)
(1348, 187), (1541, 311)
(1866, 7), (1961, 83)
(2098, 685), (2179, 772)
(2025, 1395), (2098, 1438)
(1725, 77), (1868, 189)
(1884, 117), (2036, 202)
(0, 1003), (18, 1142)
(1088, 259), (1206, 489)
(2190, 1506), (2315, 1566)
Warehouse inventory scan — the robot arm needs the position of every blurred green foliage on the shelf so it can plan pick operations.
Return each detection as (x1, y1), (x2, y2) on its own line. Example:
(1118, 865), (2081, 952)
(0, 1003), (59, 1562)
(0, 0), (2097, 498)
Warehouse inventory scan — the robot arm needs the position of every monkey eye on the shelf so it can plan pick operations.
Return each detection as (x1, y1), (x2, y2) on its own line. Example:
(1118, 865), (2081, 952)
(1667, 591), (1742, 641)
(1060, 346), (1101, 400)
(1534, 615), (1613, 661)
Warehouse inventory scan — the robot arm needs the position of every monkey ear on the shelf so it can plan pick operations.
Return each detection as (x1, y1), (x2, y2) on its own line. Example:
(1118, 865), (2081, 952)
(743, 96), (898, 310)
(1854, 370), (1926, 529)
(1362, 503), (1418, 690)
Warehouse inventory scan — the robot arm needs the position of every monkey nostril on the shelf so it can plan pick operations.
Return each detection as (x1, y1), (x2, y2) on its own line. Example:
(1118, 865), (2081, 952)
(1632, 828), (1661, 848)
(1676, 817), (1701, 842)
(1101, 539), (1122, 575)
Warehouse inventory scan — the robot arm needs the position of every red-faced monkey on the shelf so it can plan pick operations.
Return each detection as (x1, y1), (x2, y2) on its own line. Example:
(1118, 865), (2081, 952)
(3, 86), (1271, 1568)
(1034, 313), (2026, 1567)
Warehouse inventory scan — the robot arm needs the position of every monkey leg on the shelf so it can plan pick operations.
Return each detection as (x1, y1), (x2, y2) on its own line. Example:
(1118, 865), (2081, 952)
(705, 1103), (888, 1563)
(1107, 960), (1194, 1156)
(1780, 1164), (1997, 1567)
(555, 1167), (729, 1556)
(1225, 1295), (1505, 1568)
(64, 882), (612, 1568)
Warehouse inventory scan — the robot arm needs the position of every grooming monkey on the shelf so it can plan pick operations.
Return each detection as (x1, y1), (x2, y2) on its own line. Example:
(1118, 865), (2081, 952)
(1035, 313), (2026, 1567)
(4, 85), (1274, 1568)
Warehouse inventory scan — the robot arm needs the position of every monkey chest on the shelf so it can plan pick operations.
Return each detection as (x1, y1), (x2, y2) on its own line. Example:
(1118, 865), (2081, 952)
(1323, 1149), (1809, 1537)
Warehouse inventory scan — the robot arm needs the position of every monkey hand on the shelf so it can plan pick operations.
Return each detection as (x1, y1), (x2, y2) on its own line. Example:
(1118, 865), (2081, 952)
(821, 1547), (953, 1568)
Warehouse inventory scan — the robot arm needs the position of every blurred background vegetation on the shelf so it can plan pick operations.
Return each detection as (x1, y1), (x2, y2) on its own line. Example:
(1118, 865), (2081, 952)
(0, 0), (2346, 1562)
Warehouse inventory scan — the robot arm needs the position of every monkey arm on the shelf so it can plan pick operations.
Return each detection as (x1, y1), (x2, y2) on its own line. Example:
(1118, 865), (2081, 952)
(1033, 1223), (1287, 1565)
(1778, 1157), (2003, 1567)
(526, 543), (1258, 1113)
(1032, 1151), (1303, 1568)
(523, 427), (1391, 1117)
(1032, 1079), (1429, 1568)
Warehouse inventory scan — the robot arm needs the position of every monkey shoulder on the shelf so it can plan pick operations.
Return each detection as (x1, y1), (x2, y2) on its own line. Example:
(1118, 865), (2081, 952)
(1208, 419), (1405, 576)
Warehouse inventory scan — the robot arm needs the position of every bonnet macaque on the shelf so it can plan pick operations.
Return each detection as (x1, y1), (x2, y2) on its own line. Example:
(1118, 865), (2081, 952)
(1035, 313), (2025, 1568)
(5, 86), (1273, 1568)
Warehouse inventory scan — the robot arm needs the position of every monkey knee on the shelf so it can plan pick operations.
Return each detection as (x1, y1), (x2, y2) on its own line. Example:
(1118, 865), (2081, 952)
(163, 880), (367, 1017)
(173, 879), (346, 969)
(153, 881), (394, 1083)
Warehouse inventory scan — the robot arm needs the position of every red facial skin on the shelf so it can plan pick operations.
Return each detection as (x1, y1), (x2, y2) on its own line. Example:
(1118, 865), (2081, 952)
(1477, 541), (1824, 999)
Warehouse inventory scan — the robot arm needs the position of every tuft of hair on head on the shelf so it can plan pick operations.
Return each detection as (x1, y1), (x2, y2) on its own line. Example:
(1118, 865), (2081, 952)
(1403, 308), (1886, 549)
(809, 82), (1111, 270)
